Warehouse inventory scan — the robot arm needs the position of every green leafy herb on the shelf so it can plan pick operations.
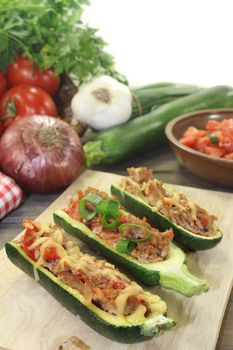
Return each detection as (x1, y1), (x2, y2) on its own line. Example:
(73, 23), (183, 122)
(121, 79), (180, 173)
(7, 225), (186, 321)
(0, 0), (126, 83)
(209, 133), (219, 145)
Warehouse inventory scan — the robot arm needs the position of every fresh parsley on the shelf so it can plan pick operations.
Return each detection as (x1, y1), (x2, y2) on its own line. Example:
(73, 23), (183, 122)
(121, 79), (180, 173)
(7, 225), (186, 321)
(0, 0), (126, 83)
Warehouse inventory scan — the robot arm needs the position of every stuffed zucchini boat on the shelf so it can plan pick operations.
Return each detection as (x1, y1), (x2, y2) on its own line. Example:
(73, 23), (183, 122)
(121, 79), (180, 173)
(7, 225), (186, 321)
(111, 167), (222, 250)
(54, 188), (208, 297)
(5, 220), (175, 343)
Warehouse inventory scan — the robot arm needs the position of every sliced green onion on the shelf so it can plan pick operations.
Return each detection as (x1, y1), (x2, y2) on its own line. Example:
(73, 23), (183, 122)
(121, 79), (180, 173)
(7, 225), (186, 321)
(101, 214), (120, 230)
(119, 223), (152, 242)
(97, 199), (120, 217)
(116, 239), (136, 253)
(78, 194), (121, 227)
(97, 199), (121, 230)
(78, 193), (102, 221)
(84, 193), (103, 205)
(209, 133), (219, 145)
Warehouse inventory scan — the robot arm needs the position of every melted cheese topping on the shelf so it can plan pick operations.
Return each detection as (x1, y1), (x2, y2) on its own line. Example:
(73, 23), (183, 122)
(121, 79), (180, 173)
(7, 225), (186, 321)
(187, 201), (198, 220)
(22, 222), (157, 321)
(115, 283), (142, 317)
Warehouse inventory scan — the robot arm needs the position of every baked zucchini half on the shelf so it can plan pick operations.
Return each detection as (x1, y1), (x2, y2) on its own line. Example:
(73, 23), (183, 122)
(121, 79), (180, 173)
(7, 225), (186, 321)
(111, 176), (222, 251)
(54, 210), (208, 297)
(5, 236), (174, 343)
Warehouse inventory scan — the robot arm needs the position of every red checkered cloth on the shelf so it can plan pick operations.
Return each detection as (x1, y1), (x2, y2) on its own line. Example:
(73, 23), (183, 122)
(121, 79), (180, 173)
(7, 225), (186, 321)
(0, 172), (23, 220)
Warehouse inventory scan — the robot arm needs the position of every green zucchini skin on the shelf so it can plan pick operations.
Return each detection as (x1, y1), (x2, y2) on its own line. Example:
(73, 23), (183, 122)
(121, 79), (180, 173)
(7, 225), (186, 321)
(53, 211), (209, 297)
(130, 84), (201, 119)
(84, 86), (233, 167)
(5, 242), (174, 343)
(111, 184), (222, 251)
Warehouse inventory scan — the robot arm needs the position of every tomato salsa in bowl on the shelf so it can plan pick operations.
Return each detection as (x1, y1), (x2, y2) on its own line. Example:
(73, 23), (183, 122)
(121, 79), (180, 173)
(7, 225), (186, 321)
(165, 109), (233, 188)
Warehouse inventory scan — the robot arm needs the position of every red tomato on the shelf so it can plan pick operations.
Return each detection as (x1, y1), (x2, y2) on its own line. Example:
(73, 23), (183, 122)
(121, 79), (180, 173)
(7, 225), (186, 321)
(66, 192), (84, 220)
(204, 146), (225, 157)
(195, 136), (211, 152)
(73, 273), (85, 283)
(200, 216), (208, 228)
(206, 120), (220, 131)
(43, 246), (60, 261)
(224, 152), (233, 160)
(119, 216), (127, 223)
(180, 136), (197, 148)
(112, 280), (125, 289)
(0, 84), (57, 130)
(23, 227), (37, 260)
(6, 56), (60, 96)
(180, 127), (207, 149)
(0, 72), (6, 99)
(182, 126), (206, 139)
(219, 137), (233, 153)
(180, 119), (233, 159)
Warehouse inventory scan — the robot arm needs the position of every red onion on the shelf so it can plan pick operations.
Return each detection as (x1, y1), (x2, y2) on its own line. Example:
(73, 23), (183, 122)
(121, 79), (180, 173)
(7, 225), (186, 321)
(0, 115), (84, 193)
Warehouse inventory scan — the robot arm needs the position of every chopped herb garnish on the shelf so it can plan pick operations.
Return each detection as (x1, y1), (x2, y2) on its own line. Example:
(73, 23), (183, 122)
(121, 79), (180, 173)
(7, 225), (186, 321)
(209, 133), (219, 144)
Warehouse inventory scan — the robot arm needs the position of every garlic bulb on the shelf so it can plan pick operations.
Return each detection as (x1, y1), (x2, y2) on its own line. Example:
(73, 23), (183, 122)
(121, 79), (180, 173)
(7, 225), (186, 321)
(71, 75), (132, 130)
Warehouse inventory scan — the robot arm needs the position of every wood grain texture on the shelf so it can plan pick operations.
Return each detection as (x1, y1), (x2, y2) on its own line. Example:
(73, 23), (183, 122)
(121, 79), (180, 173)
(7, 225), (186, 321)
(0, 169), (233, 350)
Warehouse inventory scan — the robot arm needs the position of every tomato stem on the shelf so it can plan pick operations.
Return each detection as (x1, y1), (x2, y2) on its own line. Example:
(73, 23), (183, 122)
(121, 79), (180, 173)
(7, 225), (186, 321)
(1, 97), (17, 124)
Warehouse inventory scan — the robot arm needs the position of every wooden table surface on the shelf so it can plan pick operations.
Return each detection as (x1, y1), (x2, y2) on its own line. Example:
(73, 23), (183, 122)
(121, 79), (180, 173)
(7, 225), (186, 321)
(1, 146), (232, 350)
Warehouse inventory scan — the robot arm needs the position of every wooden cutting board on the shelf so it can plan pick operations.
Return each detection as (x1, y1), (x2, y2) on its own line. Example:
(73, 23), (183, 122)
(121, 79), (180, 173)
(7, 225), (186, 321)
(0, 170), (232, 350)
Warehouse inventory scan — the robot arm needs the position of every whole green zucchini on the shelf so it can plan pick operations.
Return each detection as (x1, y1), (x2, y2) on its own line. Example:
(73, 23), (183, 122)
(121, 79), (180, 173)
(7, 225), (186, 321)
(5, 241), (175, 343)
(84, 86), (233, 167)
(54, 210), (208, 297)
(131, 83), (201, 118)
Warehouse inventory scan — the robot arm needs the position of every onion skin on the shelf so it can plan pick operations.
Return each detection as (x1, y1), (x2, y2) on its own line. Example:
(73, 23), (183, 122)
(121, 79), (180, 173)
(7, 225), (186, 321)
(0, 115), (84, 193)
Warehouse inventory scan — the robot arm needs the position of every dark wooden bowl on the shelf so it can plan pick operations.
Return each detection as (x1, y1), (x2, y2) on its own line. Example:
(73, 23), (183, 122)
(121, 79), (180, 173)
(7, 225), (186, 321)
(165, 109), (233, 188)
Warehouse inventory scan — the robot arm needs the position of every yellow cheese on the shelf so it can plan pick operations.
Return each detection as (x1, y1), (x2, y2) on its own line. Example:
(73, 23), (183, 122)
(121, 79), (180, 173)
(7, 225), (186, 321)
(27, 223), (154, 320)
(115, 283), (143, 317)
(28, 237), (50, 250)
(126, 304), (147, 325)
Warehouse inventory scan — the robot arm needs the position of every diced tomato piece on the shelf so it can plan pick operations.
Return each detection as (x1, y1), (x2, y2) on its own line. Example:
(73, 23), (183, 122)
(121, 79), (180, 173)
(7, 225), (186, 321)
(119, 216), (127, 223)
(224, 152), (233, 160)
(180, 118), (233, 158)
(219, 119), (233, 133)
(73, 273), (85, 283)
(43, 246), (60, 261)
(182, 126), (206, 138)
(195, 136), (212, 152)
(22, 221), (38, 260)
(219, 137), (233, 153)
(204, 146), (225, 158)
(77, 191), (84, 200)
(180, 127), (207, 149)
(180, 136), (197, 148)
(206, 120), (220, 131)
(165, 230), (174, 241)
(112, 280), (125, 289)
(200, 216), (208, 228)
(66, 200), (82, 221)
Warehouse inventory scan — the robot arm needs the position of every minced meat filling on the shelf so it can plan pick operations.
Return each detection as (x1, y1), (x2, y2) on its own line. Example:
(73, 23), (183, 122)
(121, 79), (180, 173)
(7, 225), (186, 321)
(65, 188), (174, 263)
(121, 167), (218, 237)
